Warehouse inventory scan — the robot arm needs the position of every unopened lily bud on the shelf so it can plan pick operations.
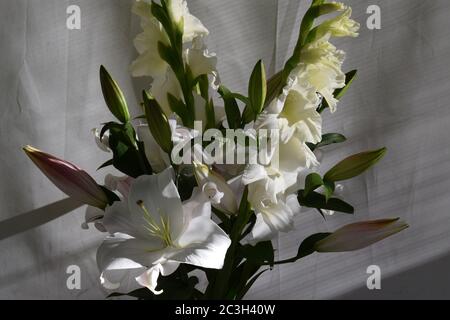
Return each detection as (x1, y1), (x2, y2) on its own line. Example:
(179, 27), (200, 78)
(100, 66), (131, 124)
(24, 146), (109, 209)
(143, 91), (174, 155)
(315, 218), (408, 252)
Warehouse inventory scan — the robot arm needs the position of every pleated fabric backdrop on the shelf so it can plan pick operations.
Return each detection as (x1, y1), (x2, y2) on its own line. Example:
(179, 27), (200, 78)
(1, 0), (450, 299)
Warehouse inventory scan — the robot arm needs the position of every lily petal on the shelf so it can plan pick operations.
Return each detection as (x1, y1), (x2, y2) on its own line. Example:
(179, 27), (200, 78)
(172, 216), (231, 269)
(128, 168), (185, 240)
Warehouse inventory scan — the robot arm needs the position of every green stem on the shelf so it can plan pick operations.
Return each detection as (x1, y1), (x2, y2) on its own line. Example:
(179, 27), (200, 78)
(210, 189), (252, 299)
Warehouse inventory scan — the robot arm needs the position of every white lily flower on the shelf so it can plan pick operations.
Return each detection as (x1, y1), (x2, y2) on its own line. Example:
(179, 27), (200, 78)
(82, 206), (107, 232)
(82, 175), (134, 231)
(104, 175), (134, 199)
(97, 167), (231, 295)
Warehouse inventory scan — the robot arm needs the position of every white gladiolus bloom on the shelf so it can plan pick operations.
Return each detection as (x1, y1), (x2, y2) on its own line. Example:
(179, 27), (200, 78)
(241, 70), (323, 241)
(132, 1), (219, 118)
(296, 39), (346, 113)
(97, 168), (231, 295)
(193, 162), (238, 215)
(267, 75), (322, 145)
(131, 2), (169, 78)
(186, 37), (220, 89)
(317, 7), (360, 38)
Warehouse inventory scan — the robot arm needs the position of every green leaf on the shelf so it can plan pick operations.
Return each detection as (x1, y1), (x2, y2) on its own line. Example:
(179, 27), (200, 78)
(218, 85), (242, 130)
(143, 91), (174, 154)
(109, 266), (201, 300)
(317, 133), (347, 149)
(205, 98), (216, 130)
(106, 123), (151, 178)
(158, 42), (182, 75)
(99, 66), (130, 124)
(225, 261), (259, 300)
(304, 173), (324, 196)
(241, 105), (255, 126)
(240, 241), (274, 266)
(312, 0), (326, 5)
(230, 92), (250, 105)
(176, 165), (197, 202)
(240, 213), (256, 241)
(268, 233), (332, 265)
(318, 70), (358, 113)
(248, 60), (267, 117)
(296, 233), (332, 259)
(335, 70), (357, 100)
(324, 148), (387, 182)
(298, 190), (354, 214)
(99, 186), (120, 206)
(323, 180), (335, 202)
(167, 93), (190, 125)
(97, 159), (113, 171)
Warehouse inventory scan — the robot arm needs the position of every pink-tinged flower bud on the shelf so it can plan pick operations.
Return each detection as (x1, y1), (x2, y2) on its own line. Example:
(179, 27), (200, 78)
(315, 218), (408, 252)
(24, 146), (109, 209)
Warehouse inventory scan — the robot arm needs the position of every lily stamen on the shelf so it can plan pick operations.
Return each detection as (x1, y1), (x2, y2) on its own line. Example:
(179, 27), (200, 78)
(137, 200), (174, 247)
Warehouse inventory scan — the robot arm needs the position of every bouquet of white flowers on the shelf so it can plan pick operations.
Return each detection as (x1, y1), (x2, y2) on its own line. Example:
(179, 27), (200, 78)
(23, 0), (407, 300)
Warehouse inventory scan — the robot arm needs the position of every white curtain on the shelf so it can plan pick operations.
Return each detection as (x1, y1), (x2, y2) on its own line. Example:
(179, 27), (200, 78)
(1, 0), (450, 299)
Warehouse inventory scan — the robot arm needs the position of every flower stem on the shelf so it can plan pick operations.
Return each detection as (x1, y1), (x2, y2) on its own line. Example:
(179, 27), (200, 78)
(210, 188), (252, 299)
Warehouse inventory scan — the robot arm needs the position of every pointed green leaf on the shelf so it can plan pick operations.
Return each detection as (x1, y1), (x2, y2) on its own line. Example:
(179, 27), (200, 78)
(240, 241), (274, 266)
(324, 148), (387, 182)
(241, 105), (255, 126)
(298, 190), (354, 214)
(304, 173), (324, 196)
(335, 70), (358, 100)
(248, 60), (267, 117)
(218, 85), (242, 130)
(323, 180), (335, 202)
(296, 233), (332, 259)
(318, 70), (358, 113)
(317, 133), (347, 148)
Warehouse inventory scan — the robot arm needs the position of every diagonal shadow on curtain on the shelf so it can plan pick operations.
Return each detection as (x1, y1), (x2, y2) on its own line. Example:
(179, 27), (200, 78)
(0, 198), (83, 241)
